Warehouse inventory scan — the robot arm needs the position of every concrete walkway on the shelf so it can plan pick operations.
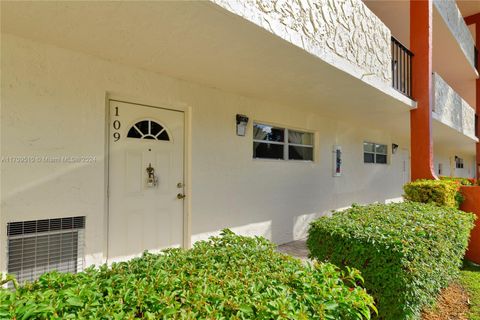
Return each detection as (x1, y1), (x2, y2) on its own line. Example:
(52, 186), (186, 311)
(277, 239), (310, 262)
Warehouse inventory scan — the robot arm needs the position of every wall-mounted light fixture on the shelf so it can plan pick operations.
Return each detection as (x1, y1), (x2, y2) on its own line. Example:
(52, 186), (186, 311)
(236, 114), (249, 136)
(392, 143), (399, 154)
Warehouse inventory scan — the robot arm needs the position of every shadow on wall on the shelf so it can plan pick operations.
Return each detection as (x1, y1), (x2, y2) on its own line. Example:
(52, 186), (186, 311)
(2, 155), (107, 269)
(3, 152), (406, 266)
(192, 193), (406, 246)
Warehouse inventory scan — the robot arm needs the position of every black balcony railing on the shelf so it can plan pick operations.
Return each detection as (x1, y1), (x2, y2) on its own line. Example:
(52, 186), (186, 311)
(476, 114), (479, 139)
(391, 36), (413, 99)
(475, 46), (478, 71)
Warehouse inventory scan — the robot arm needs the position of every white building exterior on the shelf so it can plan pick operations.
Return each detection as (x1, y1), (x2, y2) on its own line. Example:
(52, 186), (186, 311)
(0, 0), (477, 280)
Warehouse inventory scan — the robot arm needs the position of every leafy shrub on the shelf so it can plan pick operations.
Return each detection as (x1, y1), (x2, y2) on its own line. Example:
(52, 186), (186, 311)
(403, 179), (463, 208)
(307, 202), (475, 320)
(440, 176), (477, 186)
(0, 230), (376, 320)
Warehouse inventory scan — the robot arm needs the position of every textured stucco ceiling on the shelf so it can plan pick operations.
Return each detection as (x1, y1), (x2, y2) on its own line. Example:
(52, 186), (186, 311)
(363, 0), (410, 47)
(457, 0), (480, 18)
(433, 120), (477, 156)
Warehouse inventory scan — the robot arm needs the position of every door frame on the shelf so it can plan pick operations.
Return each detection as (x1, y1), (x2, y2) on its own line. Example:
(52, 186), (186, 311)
(104, 93), (192, 263)
(400, 148), (411, 184)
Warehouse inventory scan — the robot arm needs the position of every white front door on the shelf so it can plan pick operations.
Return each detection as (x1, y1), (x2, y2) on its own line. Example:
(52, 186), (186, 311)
(108, 100), (184, 262)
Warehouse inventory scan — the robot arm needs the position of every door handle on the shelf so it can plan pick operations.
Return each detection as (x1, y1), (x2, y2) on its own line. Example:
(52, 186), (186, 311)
(177, 193), (186, 199)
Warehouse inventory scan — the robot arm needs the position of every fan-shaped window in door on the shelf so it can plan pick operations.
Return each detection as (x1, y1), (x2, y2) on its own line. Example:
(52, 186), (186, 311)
(127, 120), (170, 141)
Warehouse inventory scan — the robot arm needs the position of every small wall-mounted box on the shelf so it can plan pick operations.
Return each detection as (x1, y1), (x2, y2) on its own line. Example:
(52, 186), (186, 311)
(333, 145), (342, 177)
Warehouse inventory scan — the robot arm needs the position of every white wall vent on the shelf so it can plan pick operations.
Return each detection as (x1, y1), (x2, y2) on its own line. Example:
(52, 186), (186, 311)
(7, 216), (85, 286)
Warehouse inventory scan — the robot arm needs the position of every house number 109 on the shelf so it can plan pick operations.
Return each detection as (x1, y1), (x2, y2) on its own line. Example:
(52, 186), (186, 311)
(113, 107), (121, 142)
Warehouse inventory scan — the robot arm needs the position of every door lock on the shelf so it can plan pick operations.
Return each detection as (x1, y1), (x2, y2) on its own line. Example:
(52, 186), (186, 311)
(177, 193), (186, 199)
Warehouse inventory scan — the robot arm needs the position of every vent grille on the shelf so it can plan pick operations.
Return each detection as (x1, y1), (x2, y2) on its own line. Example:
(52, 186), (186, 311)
(7, 216), (85, 286)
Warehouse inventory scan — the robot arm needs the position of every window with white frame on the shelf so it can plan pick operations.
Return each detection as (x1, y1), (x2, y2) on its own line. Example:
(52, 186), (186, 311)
(455, 157), (464, 169)
(363, 142), (388, 164)
(253, 123), (314, 161)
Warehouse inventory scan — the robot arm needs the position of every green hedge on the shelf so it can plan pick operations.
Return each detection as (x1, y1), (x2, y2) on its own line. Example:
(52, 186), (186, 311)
(403, 179), (462, 208)
(440, 176), (478, 186)
(1, 230), (376, 320)
(307, 202), (475, 320)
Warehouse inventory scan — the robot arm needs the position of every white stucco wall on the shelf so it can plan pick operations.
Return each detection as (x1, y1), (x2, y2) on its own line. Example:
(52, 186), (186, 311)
(433, 0), (476, 70)
(434, 147), (476, 179)
(1, 34), (409, 272)
(432, 73), (477, 140)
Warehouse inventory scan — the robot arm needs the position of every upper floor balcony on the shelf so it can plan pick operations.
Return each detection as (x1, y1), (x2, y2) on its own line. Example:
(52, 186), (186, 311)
(432, 73), (478, 159)
(213, 0), (477, 143)
(434, 0), (477, 73)
(212, 0), (416, 105)
(365, 0), (478, 144)
(432, 73), (477, 141)
(365, 0), (477, 81)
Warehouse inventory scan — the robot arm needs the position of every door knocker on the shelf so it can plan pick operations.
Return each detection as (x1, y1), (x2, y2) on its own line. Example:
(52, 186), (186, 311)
(146, 163), (158, 187)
